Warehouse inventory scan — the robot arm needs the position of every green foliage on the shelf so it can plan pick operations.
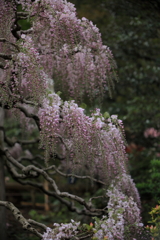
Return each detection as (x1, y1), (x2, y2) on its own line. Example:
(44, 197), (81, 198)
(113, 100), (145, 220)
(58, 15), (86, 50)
(103, 112), (110, 119)
(29, 210), (48, 223)
(147, 203), (160, 239)
(135, 159), (160, 224)
(17, 5), (32, 30)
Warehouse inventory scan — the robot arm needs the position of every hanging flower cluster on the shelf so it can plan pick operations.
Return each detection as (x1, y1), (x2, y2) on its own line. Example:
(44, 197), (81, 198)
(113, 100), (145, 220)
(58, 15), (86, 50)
(112, 173), (141, 207)
(93, 186), (143, 240)
(38, 93), (62, 160)
(11, 35), (47, 103)
(18, 0), (118, 101)
(42, 220), (80, 240)
(61, 103), (128, 181)
(39, 93), (128, 183)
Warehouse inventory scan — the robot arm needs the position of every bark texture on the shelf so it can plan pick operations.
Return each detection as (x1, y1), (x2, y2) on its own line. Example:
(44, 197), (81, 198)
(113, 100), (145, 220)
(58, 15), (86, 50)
(0, 107), (7, 240)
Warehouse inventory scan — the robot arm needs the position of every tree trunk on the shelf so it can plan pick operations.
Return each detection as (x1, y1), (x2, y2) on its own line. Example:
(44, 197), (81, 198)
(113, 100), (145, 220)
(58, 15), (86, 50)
(0, 107), (7, 240)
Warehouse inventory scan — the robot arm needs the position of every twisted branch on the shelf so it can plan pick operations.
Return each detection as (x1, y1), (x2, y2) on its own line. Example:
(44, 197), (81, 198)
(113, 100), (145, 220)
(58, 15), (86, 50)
(0, 53), (12, 60)
(15, 103), (40, 129)
(4, 151), (105, 216)
(0, 38), (19, 51)
(45, 164), (106, 186)
(0, 201), (42, 238)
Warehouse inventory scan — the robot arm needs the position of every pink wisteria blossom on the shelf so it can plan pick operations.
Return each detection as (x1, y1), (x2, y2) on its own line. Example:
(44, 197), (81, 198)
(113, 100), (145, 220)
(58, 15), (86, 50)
(18, 0), (118, 101)
(38, 93), (128, 185)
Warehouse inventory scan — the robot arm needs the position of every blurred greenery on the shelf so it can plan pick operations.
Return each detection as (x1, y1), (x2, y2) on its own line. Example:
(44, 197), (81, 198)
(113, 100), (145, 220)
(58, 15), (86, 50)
(147, 203), (160, 239)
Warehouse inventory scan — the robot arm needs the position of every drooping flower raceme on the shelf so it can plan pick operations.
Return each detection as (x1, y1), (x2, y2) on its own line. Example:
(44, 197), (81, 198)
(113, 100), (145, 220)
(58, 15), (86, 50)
(12, 36), (47, 103)
(38, 93), (62, 160)
(42, 219), (80, 240)
(18, 0), (117, 101)
(0, 0), (117, 103)
(93, 186), (143, 240)
(0, 35), (47, 106)
(38, 93), (129, 186)
(114, 173), (141, 207)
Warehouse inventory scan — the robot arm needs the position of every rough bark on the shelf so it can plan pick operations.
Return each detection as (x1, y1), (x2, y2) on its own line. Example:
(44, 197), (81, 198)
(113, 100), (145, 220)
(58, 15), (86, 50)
(0, 107), (7, 240)
(0, 201), (42, 238)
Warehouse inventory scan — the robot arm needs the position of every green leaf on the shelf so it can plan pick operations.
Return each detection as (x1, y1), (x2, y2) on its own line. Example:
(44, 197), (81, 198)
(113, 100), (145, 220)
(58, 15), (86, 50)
(80, 103), (87, 109)
(103, 112), (110, 119)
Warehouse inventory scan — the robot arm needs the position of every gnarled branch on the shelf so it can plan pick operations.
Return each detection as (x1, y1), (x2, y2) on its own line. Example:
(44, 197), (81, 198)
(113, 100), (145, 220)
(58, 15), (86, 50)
(0, 201), (42, 238)
(45, 164), (106, 186)
(0, 62), (5, 69)
(0, 38), (19, 51)
(5, 154), (105, 216)
(4, 149), (39, 178)
(15, 103), (40, 129)
(28, 219), (47, 231)
(0, 53), (12, 60)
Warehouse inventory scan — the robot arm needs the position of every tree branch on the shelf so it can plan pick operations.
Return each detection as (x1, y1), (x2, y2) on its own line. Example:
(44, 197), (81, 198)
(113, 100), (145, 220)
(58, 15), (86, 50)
(0, 62), (5, 69)
(73, 232), (93, 240)
(20, 164), (106, 214)
(0, 38), (19, 51)
(17, 12), (35, 18)
(45, 165), (106, 186)
(17, 156), (43, 169)
(10, 177), (103, 216)
(16, 12), (29, 17)
(5, 156), (104, 216)
(20, 29), (33, 34)
(15, 103), (40, 129)
(28, 219), (47, 231)
(5, 159), (28, 179)
(0, 53), (12, 60)
(1, 118), (107, 216)
(4, 149), (39, 178)
(0, 201), (42, 238)
(0, 126), (39, 147)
